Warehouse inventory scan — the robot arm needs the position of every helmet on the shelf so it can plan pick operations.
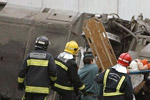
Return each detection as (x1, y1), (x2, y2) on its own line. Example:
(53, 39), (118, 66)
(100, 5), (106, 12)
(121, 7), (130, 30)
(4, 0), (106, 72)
(64, 41), (79, 55)
(117, 53), (132, 67)
(35, 35), (49, 50)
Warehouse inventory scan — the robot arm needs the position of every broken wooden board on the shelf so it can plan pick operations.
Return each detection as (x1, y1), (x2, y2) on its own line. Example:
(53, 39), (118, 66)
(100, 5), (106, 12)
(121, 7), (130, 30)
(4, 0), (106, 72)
(83, 17), (117, 71)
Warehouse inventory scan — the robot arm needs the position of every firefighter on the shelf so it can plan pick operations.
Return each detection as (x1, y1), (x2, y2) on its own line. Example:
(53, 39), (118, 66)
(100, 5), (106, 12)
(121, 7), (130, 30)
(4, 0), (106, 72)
(52, 40), (87, 100)
(78, 52), (100, 100)
(95, 52), (133, 100)
(17, 35), (57, 100)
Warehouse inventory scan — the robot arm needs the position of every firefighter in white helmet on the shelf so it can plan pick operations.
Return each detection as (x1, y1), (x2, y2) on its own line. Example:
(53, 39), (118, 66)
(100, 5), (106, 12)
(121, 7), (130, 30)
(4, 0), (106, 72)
(52, 41), (87, 100)
(95, 52), (133, 100)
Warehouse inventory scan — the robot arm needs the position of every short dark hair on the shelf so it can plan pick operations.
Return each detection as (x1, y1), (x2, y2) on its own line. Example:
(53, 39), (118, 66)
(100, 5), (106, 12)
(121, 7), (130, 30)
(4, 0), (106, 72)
(83, 52), (94, 64)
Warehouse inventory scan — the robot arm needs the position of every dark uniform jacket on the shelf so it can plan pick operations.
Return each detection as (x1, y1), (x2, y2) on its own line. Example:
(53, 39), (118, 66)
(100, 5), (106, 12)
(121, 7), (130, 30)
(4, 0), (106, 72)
(18, 49), (57, 94)
(52, 52), (85, 95)
(95, 64), (133, 100)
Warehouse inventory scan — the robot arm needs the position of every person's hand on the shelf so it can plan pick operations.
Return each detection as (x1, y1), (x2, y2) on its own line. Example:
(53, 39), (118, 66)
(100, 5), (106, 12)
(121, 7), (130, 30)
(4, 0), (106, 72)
(18, 83), (25, 91)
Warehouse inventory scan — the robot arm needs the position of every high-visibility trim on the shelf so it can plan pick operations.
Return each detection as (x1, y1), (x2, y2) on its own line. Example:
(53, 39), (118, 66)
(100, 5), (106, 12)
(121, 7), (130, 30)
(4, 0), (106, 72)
(55, 60), (68, 71)
(22, 94), (25, 100)
(27, 59), (49, 67)
(103, 92), (124, 96)
(44, 97), (47, 100)
(25, 86), (49, 94)
(50, 76), (57, 81)
(103, 69), (125, 96)
(18, 77), (24, 83)
(118, 58), (129, 63)
(54, 83), (74, 90)
(79, 84), (85, 90)
(116, 76), (125, 92)
(103, 69), (110, 92)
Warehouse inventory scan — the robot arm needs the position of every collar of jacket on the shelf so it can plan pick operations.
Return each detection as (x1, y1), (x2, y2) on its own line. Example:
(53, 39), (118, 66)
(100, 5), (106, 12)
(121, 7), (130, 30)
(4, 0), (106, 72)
(58, 52), (73, 59)
(112, 64), (127, 73)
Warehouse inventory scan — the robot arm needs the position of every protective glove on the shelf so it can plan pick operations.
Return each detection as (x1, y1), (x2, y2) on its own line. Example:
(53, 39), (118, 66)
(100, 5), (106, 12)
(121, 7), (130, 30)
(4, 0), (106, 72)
(18, 83), (25, 91)
(81, 89), (87, 97)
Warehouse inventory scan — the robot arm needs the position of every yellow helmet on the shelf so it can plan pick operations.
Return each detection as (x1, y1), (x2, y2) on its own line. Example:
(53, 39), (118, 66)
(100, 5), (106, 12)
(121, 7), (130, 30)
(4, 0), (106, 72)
(64, 41), (79, 55)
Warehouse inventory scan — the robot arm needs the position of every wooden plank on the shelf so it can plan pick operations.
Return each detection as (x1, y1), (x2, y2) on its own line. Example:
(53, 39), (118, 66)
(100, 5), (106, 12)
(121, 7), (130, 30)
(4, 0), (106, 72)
(83, 17), (117, 71)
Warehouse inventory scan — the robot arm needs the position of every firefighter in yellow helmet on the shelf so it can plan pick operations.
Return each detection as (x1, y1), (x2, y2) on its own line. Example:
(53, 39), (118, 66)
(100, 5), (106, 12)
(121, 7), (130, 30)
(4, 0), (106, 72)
(17, 35), (57, 100)
(52, 40), (87, 100)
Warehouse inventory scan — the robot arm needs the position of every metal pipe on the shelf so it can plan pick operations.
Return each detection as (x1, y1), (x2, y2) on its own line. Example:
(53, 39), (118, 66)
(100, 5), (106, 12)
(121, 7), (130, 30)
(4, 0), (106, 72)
(126, 30), (145, 37)
(113, 21), (138, 41)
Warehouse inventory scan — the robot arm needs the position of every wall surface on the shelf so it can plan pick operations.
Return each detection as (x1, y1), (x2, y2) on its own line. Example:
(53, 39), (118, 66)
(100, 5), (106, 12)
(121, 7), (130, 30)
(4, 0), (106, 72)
(6, 0), (118, 15)
(118, 0), (150, 20)
(3, 0), (150, 20)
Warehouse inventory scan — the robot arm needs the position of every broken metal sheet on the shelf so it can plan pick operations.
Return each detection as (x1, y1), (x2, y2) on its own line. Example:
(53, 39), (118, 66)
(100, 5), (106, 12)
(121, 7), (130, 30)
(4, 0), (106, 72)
(106, 32), (121, 43)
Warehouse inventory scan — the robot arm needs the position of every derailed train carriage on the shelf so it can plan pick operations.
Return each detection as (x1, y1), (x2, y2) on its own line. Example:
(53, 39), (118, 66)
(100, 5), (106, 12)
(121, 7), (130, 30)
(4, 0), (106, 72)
(0, 3), (92, 99)
(98, 13), (150, 60)
(0, 2), (150, 100)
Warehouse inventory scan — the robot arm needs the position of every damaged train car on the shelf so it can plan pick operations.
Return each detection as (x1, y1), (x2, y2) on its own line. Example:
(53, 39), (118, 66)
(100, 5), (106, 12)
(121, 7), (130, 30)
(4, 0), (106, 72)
(0, 3), (93, 100)
(0, 2), (150, 100)
(81, 13), (150, 69)
(95, 13), (150, 60)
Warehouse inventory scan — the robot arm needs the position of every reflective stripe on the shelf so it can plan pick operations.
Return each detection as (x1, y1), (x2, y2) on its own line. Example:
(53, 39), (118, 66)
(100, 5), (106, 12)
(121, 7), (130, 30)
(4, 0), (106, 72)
(103, 69), (125, 96)
(22, 94), (25, 100)
(79, 84), (85, 90)
(50, 76), (57, 81)
(103, 92), (124, 96)
(118, 58), (129, 63)
(18, 77), (24, 83)
(44, 97), (47, 100)
(25, 86), (49, 94)
(55, 60), (68, 71)
(54, 83), (74, 90)
(103, 69), (110, 92)
(27, 59), (49, 67)
(116, 76), (125, 92)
